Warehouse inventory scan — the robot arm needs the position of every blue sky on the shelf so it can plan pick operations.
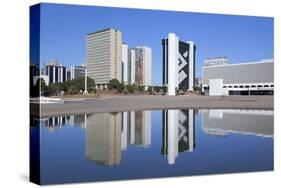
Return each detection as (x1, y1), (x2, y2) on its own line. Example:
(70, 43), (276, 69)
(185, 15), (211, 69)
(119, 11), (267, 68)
(39, 3), (273, 85)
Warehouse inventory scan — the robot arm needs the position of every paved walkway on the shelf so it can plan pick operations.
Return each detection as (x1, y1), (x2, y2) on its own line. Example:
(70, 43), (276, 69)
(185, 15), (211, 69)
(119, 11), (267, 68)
(32, 95), (274, 117)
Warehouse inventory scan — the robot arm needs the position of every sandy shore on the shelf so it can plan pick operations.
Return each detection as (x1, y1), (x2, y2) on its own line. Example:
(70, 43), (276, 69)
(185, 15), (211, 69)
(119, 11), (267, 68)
(31, 95), (274, 117)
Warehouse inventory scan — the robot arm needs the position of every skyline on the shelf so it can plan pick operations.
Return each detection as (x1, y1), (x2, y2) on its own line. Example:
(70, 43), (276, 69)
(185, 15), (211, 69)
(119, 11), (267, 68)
(38, 3), (274, 85)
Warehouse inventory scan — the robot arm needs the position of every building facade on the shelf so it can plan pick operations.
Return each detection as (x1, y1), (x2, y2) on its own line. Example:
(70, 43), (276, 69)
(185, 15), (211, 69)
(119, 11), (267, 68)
(66, 65), (86, 80)
(132, 46), (152, 86)
(162, 33), (196, 95)
(202, 58), (274, 96)
(42, 60), (67, 84)
(86, 28), (122, 88)
(122, 44), (129, 84)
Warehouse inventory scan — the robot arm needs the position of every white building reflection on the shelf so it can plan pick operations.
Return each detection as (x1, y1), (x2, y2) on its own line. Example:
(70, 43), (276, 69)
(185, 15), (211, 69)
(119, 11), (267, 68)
(201, 109), (273, 137)
(162, 109), (196, 165)
(40, 115), (86, 132)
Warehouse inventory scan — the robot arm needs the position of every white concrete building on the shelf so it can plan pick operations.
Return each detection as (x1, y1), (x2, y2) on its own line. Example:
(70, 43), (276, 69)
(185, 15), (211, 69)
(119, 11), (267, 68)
(86, 28), (122, 89)
(202, 58), (274, 96)
(122, 44), (129, 84)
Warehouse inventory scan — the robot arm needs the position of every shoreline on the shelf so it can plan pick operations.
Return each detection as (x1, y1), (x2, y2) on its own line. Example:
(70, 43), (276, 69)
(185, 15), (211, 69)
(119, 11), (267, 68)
(31, 95), (274, 118)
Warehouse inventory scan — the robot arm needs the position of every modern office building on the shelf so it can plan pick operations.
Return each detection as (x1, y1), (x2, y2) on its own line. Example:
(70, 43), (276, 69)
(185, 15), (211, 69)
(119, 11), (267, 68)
(122, 43), (129, 84)
(201, 109), (273, 137)
(42, 60), (67, 84)
(66, 65), (86, 80)
(202, 58), (274, 96)
(162, 109), (195, 165)
(86, 28), (122, 89)
(128, 48), (136, 84)
(125, 46), (152, 86)
(162, 33), (196, 95)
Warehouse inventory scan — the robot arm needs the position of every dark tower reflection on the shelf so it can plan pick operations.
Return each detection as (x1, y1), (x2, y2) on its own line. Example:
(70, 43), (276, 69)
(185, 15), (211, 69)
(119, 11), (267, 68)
(162, 109), (196, 164)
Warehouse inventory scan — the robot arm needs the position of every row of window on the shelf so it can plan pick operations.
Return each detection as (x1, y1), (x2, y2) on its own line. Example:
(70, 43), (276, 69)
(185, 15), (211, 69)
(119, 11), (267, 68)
(222, 84), (274, 89)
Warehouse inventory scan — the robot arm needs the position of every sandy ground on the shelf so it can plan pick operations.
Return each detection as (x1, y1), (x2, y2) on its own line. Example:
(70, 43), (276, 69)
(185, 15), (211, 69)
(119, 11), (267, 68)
(31, 95), (274, 117)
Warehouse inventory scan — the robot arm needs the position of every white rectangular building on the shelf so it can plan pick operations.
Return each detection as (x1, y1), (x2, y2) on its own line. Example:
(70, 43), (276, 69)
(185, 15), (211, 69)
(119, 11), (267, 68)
(202, 58), (274, 96)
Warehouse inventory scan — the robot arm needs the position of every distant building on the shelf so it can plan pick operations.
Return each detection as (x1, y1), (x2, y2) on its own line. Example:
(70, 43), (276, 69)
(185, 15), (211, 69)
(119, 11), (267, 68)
(162, 33), (196, 95)
(204, 56), (228, 66)
(194, 77), (202, 88)
(122, 44), (129, 84)
(66, 65), (86, 80)
(202, 59), (274, 96)
(86, 28), (122, 89)
(42, 60), (67, 84)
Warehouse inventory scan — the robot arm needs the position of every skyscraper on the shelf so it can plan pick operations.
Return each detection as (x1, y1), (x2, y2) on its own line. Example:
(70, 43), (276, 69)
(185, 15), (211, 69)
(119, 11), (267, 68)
(162, 33), (196, 95)
(128, 46), (152, 86)
(86, 28), (122, 89)
(122, 43), (129, 84)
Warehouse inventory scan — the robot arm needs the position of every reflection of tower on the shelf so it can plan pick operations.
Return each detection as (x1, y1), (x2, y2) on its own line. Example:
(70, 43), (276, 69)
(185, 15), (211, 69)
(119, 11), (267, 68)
(121, 111), (151, 148)
(162, 109), (195, 165)
(85, 113), (122, 166)
(134, 111), (151, 146)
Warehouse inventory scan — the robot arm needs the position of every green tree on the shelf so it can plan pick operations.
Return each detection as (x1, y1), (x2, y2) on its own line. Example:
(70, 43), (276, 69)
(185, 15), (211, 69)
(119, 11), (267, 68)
(108, 79), (123, 93)
(126, 84), (137, 93)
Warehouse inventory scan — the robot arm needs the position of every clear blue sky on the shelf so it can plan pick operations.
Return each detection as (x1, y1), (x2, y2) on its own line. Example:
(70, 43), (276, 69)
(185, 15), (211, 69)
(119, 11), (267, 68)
(39, 3), (273, 85)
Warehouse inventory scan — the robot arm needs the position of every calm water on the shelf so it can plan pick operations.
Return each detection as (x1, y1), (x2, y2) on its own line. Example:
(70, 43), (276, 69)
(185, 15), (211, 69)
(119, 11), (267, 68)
(30, 109), (274, 184)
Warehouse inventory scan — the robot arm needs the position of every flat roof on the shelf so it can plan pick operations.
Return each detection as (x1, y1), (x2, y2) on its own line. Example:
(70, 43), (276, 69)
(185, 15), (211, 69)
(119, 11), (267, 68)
(203, 59), (273, 68)
(87, 28), (120, 36)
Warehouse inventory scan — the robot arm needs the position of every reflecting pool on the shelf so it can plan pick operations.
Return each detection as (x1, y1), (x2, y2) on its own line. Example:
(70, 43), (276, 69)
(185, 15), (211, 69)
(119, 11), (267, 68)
(30, 109), (273, 184)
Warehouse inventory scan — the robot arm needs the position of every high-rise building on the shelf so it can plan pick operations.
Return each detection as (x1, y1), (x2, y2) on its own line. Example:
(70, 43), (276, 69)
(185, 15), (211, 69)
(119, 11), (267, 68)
(42, 60), (67, 84)
(66, 65), (86, 80)
(122, 43), (129, 84)
(86, 28), (122, 89)
(162, 33), (196, 95)
(128, 46), (152, 86)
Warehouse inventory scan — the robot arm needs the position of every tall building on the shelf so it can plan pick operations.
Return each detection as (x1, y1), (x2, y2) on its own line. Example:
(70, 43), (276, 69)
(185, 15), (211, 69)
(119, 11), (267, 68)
(202, 59), (274, 96)
(162, 33), (196, 95)
(42, 60), (67, 84)
(86, 28), (122, 89)
(122, 43), (129, 84)
(128, 48), (136, 84)
(126, 46), (152, 86)
(66, 65), (86, 80)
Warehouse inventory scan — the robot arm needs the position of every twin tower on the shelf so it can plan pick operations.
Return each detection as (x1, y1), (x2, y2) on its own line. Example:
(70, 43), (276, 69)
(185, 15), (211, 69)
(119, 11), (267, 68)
(162, 33), (196, 95)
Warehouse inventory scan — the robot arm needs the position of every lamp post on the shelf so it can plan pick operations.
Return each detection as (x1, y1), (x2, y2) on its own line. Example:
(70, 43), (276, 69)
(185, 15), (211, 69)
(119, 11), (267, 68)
(83, 68), (89, 95)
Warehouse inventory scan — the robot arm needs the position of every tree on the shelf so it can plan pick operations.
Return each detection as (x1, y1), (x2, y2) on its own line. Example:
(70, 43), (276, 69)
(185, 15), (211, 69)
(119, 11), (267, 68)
(108, 79), (123, 93)
(126, 84), (137, 93)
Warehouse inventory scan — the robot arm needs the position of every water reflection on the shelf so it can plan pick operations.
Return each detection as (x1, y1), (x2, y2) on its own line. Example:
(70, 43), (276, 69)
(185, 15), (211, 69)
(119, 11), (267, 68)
(38, 109), (273, 167)
(162, 110), (195, 164)
(201, 109), (273, 137)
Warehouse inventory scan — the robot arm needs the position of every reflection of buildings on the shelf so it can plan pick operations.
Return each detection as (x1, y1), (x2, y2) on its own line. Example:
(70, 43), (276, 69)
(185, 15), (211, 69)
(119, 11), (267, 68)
(85, 113), (122, 166)
(121, 111), (151, 150)
(201, 109), (273, 137)
(162, 109), (195, 165)
(40, 115), (86, 132)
